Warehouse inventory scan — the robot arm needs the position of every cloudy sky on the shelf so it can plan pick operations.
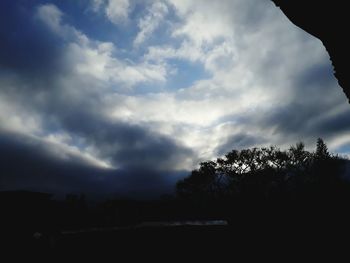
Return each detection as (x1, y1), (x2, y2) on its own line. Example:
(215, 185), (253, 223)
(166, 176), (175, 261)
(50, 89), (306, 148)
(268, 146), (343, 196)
(1, 0), (349, 198)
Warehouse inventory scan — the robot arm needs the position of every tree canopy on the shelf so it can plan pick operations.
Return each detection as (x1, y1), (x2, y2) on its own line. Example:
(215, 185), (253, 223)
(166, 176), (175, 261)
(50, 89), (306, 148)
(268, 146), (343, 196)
(176, 139), (348, 203)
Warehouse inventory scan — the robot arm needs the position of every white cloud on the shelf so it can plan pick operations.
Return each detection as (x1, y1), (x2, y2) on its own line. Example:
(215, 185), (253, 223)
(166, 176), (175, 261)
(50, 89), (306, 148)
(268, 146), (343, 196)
(145, 40), (204, 63)
(134, 1), (169, 46)
(89, 0), (131, 24)
(172, 11), (231, 46)
(37, 4), (168, 89)
(105, 0), (130, 24)
(65, 42), (167, 88)
(36, 4), (89, 45)
(36, 4), (63, 34)
(134, 1), (168, 46)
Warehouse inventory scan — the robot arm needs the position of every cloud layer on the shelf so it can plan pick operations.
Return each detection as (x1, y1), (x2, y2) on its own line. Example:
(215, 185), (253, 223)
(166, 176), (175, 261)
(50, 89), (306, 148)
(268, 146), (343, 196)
(0, 0), (349, 198)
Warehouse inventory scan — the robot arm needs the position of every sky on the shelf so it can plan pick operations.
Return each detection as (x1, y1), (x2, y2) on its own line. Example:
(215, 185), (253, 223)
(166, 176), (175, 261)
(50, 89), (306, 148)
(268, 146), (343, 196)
(1, 0), (350, 198)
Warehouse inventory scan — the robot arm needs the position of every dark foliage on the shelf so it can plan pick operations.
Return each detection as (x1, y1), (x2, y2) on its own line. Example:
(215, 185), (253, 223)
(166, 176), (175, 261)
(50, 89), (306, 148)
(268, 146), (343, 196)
(176, 139), (349, 209)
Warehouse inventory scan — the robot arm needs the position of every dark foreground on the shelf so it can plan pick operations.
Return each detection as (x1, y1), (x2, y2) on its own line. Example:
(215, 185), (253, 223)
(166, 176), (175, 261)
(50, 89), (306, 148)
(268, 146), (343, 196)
(2, 189), (350, 259)
(4, 221), (350, 260)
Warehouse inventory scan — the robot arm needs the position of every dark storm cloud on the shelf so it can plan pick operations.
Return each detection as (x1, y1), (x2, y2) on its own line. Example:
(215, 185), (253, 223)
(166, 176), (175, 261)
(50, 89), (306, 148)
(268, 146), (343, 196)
(0, 130), (186, 198)
(262, 102), (323, 135)
(308, 110), (350, 136)
(258, 62), (349, 139)
(0, 130), (110, 194)
(55, 107), (194, 170)
(250, 102), (350, 150)
(0, 71), (193, 195)
(0, 1), (64, 78)
(296, 63), (334, 89)
(217, 133), (268, 156)
(18, 81), (195, 172)
(292, 62), (336, 101)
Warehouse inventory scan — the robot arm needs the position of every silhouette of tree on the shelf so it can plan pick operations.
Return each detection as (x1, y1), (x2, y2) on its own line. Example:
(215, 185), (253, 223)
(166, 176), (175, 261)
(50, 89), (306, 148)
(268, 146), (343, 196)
(315, 138), (330, 160)
(176, 139), (348, 204)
